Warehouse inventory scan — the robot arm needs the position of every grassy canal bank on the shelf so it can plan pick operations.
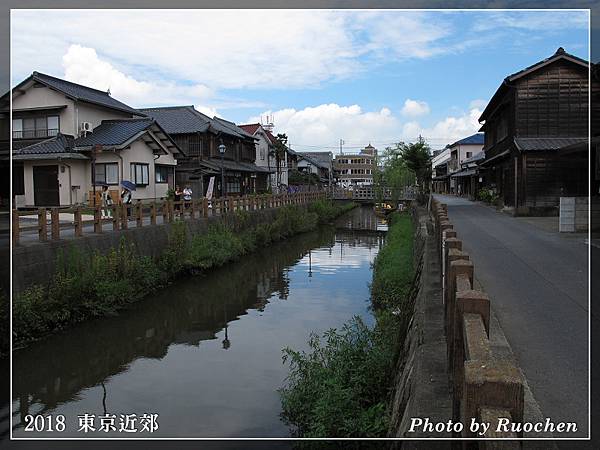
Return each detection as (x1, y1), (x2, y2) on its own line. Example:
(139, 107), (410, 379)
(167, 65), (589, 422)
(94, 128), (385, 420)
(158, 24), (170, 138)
(7, 200), (356, 353)
(279, 211), (415, 438)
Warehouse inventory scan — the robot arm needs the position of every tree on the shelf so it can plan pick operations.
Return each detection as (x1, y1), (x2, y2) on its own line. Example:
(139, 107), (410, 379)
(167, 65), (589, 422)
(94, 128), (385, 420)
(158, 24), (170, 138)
(375, 136), (432, 203)
(270, 133), (288, 189)
(398, 136), (432, 193)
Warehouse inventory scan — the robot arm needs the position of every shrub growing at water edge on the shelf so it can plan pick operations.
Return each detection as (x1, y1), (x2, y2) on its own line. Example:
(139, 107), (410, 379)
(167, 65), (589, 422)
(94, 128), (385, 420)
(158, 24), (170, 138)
(279, 312), (402, 438)
(309, 199), (356, 223)
(13, 239), (165, 345)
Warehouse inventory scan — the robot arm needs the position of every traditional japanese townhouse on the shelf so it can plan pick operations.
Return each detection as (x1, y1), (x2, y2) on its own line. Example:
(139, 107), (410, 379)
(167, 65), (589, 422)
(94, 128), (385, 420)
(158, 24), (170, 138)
(296, 153), (331, 185)
(478, 47), (595, 214)
(4, 72), (181, 207)
(451, 151), (485, 198)
(140, 106), (271, 197)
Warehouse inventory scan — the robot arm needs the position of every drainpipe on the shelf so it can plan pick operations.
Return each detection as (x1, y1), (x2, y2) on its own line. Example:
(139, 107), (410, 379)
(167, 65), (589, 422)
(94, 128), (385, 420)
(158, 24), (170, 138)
(153, 154), (160, 199)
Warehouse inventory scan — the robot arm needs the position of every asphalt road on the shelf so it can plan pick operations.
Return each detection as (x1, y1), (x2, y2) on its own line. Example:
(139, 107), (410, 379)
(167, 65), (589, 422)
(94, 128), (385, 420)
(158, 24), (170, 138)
(435, 195), (592, 442)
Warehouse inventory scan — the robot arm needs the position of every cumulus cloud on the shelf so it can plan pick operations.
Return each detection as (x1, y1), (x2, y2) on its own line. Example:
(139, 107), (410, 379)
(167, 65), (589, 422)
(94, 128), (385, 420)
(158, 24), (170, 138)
(401, 99), (430, 117)
(62, 44), (213, 109)
(248, 104), (401, 149)
(402, 107), (483, 144)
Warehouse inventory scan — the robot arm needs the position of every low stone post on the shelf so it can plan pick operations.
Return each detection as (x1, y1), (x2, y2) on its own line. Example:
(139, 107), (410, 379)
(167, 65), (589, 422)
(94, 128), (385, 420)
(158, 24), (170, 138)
(447, 259), (473, 365)
(462, 360), (525, 438)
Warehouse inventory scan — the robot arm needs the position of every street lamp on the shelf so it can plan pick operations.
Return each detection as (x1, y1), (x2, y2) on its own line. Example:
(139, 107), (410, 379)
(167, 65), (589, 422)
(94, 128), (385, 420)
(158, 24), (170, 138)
(218, 143), (226, 198)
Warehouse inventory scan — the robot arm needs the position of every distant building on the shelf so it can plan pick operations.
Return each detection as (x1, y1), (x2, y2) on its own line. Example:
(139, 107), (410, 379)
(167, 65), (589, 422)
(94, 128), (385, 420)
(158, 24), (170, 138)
(446, 133), (484, 194)
(297, 151), (334, 185)
(334, 144), (378, 187)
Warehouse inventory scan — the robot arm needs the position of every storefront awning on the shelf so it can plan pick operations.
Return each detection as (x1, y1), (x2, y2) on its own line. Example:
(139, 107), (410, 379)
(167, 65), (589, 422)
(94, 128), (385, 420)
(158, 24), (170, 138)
(451, 169), (477, 178)
(479, 149), (510, 167)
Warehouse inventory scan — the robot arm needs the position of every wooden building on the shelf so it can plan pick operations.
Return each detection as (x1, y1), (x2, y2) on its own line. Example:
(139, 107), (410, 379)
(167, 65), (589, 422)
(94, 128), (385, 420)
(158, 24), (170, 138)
(140, 106), (271, 197)
(478, 47), (595, 215)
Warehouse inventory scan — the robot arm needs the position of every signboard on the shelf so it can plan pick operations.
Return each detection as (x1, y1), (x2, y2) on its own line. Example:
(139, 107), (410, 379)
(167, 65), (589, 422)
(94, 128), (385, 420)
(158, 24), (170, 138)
(206, 176), (215, 200)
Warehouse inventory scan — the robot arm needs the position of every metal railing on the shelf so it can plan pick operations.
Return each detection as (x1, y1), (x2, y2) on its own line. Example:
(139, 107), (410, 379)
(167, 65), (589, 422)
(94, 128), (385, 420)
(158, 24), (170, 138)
(12, 191), (326, 246)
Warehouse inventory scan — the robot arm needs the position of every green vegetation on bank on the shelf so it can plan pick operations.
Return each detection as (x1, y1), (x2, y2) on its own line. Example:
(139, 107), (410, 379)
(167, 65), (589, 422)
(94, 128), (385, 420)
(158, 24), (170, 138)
(279, 212), (415, 438)
(11, 200), (356, 349)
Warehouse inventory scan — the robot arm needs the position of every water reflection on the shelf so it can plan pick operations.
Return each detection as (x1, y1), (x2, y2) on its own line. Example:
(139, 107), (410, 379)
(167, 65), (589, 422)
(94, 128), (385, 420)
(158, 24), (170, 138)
(11, 207), (384, 438)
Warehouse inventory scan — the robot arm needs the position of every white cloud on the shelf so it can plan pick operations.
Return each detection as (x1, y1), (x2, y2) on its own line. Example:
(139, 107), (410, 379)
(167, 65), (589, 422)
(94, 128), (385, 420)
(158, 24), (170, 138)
(402, 107), (483, 144)
(10, 10), (477, 92)
(469, 99), (487, 110)
(61, 44), (214, 109)
(248, 104), (401, 149)
(401, 99), (430, 117)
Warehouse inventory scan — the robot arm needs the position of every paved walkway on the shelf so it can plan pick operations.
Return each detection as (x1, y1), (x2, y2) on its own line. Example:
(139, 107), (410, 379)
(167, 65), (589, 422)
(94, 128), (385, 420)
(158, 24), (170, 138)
(435, 194), (591, 440)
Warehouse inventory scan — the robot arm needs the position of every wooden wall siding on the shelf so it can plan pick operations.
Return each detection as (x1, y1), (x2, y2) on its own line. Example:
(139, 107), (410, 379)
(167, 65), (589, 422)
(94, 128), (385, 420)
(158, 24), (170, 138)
(524, 153), (588, 207)
(515, 61), (588, 137)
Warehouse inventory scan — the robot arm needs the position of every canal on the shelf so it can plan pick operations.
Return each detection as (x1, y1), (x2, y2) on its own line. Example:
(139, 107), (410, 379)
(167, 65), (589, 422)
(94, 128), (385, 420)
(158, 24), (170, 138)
(10, 206), (386, 438)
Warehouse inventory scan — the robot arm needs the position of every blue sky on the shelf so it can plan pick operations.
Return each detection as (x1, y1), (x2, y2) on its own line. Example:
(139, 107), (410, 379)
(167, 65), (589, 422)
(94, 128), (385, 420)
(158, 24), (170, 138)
(11, 9), (589, 151)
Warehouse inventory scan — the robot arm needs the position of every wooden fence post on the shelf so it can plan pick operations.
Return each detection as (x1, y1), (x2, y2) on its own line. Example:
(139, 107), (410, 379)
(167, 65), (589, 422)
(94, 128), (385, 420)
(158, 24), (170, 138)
(12, 210), (20, 246)
(202, 198), (209, 218)
(51, 208), (60, 239)
(150, 202), (157, 225)
(74, 207), (83, 237)
(121, 204), (128, 229)
(38, 207), (47, 242)
(94, 206), (102, 233)
(136, 201), (143, 227)
(162, 200), (169, 223)
(112, 205), (120, 231)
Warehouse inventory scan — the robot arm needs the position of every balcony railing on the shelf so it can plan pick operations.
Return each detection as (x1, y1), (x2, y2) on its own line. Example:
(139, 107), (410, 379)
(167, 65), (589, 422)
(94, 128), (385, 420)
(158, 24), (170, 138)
(12, 129), (59, 139)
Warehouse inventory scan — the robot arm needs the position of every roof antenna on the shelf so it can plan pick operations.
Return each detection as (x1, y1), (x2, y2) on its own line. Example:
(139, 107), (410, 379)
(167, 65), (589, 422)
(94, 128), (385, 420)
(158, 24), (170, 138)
(107, 87), (111, 96)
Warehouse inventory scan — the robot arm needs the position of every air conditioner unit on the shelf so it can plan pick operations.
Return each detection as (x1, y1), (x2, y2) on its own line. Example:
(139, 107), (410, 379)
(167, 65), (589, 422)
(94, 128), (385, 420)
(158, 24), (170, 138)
(80, 122), (93, 135)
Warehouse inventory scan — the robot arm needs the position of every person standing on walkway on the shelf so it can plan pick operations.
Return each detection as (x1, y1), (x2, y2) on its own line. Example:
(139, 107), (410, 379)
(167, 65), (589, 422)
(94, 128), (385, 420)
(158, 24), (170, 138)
(174, 185), (182, 211)
(183, 185), (192, 208)
(121, 187), (132, 218)
(101, 185), (113, 219)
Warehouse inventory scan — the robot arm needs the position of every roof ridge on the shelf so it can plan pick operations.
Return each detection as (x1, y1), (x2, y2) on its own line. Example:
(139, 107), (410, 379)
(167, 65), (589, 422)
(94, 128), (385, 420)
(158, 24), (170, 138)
(138, 105), (195, 111)
(33, 71), (111, 96)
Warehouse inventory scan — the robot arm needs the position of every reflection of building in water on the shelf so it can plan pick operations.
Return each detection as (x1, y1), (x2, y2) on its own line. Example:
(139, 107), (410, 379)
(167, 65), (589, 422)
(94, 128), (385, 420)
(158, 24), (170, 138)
(335, 205), (389, 232)
(12, 228), (336, 420)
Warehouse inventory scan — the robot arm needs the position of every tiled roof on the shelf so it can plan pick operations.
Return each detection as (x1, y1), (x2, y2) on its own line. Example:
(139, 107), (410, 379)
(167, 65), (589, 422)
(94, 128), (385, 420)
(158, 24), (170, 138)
(13, 133), (76, 155)
(298, 152), (332, 168)
(74, 118), (154, 147)
(449, 133), (484, 147)
(139, 106), (210, 134)
(238, 123), (261, 136)
(198, 158), (273, 174)
(514, 137), (588, 152)
(298, 153), (329, 169)
(212, 117), (256, 140)
(29, 72), (142, 116)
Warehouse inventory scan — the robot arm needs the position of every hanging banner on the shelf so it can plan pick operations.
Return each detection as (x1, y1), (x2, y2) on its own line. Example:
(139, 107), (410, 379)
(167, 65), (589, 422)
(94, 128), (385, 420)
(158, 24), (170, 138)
(206, 176), (215, 200)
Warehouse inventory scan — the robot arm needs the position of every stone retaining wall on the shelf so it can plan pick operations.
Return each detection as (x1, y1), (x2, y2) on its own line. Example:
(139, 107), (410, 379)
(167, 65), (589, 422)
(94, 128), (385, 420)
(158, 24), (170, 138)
(431, 197), (526, 442)
(12, 207), (284, 295)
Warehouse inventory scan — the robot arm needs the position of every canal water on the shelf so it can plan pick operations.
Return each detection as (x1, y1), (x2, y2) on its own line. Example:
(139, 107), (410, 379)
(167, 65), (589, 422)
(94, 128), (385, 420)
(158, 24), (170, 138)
(10, 206), (387, 438)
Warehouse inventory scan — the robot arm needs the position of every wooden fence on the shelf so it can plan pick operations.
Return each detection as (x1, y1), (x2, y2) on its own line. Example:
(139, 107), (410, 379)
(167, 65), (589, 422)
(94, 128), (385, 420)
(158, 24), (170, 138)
(431, 197), (525, 445)
(12, 191), (326, 246)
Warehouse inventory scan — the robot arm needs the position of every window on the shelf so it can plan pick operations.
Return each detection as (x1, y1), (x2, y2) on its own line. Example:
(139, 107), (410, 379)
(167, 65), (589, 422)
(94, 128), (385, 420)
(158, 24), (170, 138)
(12, 115), (59, 139)
(497, 116), (508, 142)
(260, 148), (265, 160)
(130, 163), (149, 186)
(12, 119), (22, 138)
(155, 165), (171, 183)
(466, 152), (472, 159)
(188, 135), (202, 156)
(226, 178), (241, 194)
(95, 163), (119, 185)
